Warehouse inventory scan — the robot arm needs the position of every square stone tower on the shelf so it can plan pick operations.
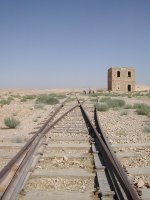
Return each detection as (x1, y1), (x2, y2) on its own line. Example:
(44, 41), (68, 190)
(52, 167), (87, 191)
(108, 67), (135, 92)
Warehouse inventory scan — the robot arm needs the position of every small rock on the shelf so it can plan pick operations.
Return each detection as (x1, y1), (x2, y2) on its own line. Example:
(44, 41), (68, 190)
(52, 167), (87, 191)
(73, 160), (80, 165)
(137, 179), (144, 188)
(82, 185), (86, 190)
(52, 159), (59, 164)
(109, 139), (113, 143)
(145, 182), (150, 188)
(79, 164), (84, 168)
(36, 166), (42, 169)
(63, 156), (68, 161)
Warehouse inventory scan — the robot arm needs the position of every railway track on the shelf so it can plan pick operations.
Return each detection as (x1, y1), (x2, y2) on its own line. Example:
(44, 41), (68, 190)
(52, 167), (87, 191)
(95, 99), (150, 200)
(0, 97), (140, 200)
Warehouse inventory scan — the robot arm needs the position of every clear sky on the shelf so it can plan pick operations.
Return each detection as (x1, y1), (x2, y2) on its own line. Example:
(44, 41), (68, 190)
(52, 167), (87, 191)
(0, 0), (150, 88)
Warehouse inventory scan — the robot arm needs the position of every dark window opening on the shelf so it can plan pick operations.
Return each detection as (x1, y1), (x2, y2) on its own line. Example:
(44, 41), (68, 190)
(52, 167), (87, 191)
(117, 71), (120, 77)
(128, 85), (131, 92)
(128, 71), (131, 77)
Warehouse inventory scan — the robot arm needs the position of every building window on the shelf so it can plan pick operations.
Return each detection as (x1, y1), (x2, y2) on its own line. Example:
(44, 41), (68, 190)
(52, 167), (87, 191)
(128, 71), (131, 77)
(117, 71), (120, 77)
(128, 85), (131, 92)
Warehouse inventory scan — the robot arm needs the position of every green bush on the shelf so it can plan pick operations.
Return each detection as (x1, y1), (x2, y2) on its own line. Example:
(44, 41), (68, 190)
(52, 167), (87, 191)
(132, 92), (144, 97)
(100, 97), (125, 106)
(99, 97), (125, 109)
(133, 103), (143, 109)
(136, 107), (150, 116)
(4, 117), (20, 128)
(7, 96), (14, 101)
(110, 99), (125, 107)
(21, 95), (36, 102)
(25, 95), (36, 99)
(10, 94), (21, 99)
(0, 99), (11, 105)
(96, 103), (109, 112)
(90, 98), (98, 102)
(35, 94), (59, 105)
(134, 103), (150, 116)
(107, 99), (125, 108)
(100, 97), (111, 102)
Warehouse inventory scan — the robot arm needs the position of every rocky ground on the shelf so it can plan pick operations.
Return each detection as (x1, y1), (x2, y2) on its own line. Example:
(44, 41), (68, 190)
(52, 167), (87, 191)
(97, 96), (150, 192)
(0, 94), (50, 144)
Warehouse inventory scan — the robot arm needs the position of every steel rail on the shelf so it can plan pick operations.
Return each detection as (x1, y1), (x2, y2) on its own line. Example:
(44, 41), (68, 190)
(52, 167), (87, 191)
(0, 98), (68, 185)
(0, 106), (62, 181)
(74, 93), (89, 105)
(1, 104), (79, 200)
(79, 103), (139, 200)
(94, 107), (140, 199)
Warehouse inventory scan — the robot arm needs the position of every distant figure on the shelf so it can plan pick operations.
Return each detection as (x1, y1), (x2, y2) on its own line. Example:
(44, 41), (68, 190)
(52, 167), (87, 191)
(92, 90), (95, 94)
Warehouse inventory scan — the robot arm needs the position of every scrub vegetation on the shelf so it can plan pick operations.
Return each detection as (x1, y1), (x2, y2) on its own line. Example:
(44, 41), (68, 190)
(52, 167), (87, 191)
(96, 98), (126, 112)
(96, 103), (109, 112)
(35, 94), (59, 105)
(100, 97), (125, 108)
(4, 117), (20, 129)
(134, 103), (150, 117)
(20, 95), (37, 102)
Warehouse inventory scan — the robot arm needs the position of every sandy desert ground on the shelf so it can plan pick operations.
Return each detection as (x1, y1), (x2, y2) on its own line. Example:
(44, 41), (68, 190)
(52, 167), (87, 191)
(0, 89), (72, 144)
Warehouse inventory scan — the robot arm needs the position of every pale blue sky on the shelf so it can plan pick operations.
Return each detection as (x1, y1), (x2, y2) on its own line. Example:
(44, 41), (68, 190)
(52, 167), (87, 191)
(0, 0), (150, 88)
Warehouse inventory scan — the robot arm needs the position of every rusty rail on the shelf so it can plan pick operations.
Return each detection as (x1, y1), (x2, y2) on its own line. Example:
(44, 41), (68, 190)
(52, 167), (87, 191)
(0, 101), (64, 182)
(79, 102), (139, 200)
(0, 103), (79, 200)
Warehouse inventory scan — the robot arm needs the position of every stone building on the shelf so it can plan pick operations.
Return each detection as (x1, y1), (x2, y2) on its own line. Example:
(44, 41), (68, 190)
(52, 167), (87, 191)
(108, 67), (135, 92)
